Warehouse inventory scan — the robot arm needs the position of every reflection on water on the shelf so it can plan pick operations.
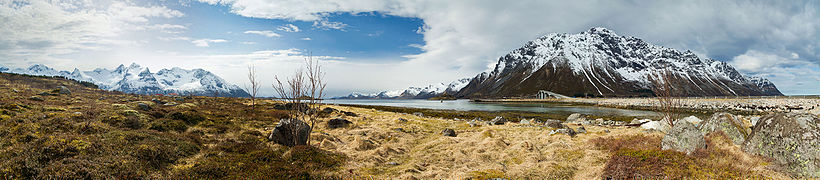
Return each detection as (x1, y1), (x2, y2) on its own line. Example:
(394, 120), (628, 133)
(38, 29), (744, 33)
(324, 99), (660, 118)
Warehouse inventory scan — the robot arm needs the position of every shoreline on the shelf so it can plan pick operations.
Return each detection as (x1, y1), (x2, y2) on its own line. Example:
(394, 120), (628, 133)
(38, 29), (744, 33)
(471, 97), (820, 116)
(331, 102), (665, 122)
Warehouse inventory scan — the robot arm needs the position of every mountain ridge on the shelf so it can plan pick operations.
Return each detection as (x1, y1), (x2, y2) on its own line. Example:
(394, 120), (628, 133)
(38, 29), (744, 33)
(334, 78), (471, 99)
(0, 63), (249, 97)
(456, 27), (782, 98)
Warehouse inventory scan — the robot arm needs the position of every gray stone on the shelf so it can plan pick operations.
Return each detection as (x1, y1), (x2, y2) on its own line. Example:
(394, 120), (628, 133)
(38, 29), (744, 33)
(467, 120), (479, 127)
(387, 162), (400, 166)
(57, 86), (71, 95)
(662, 120), (705, 155)
(164, 102), (178, 106)
(699, 113), (749, 145)
(412, 112), (424, 117)
(137, 103), (151, 111)
(743, 113), (820, 178)
(11, 89), (19, 93)
(682, 116), (702, 125)
(519, 119), (531, 125)
(393, 128), (405, 132)
(577, 126), (587, 133)
(441, 128), (457, 137)
(550, 128), (577, 137)
(28, 96), (43, 101)
(490, 116), (507, 125)
(566, 113), (586, 123)
(151, 98), (166, 105)
(397, 118), (408, 123)
(749, 116), (761, 126)
(630, 118), (642, 125)
(545, 119), (565, 129)
(268, 119), (310, 147)
(327, 118), (352, 129)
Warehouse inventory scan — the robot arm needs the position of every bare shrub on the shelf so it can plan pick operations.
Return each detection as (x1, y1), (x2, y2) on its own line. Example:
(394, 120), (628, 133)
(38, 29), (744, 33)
(244, 65), (261, 109)
(272, 53), (326, 146)
(649, 69), (682, 127)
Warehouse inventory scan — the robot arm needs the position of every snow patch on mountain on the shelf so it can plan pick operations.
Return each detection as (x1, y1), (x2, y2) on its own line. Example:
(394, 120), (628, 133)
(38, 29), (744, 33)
(0, 63), (249, 97)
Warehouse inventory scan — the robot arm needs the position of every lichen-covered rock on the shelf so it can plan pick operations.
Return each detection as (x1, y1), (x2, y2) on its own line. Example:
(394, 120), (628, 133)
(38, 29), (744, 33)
(662, 120), (705, 155)
(641, 120), (670, 132)
(682, 116), (702, 125)
(268, 119), (310, 147)
(700, 113), (749, 145)
(566, 113), (586, 123)
(743, 113), (820, 178)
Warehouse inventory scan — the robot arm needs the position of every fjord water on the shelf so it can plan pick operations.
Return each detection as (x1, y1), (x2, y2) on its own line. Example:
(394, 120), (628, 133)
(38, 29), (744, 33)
(325, 99), (660, 118)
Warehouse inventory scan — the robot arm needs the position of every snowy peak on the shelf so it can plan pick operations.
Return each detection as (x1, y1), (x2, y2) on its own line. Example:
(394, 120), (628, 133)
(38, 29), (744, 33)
(334, 78), (472, 99)
(0, 63), (249, 97)
(458, 28), (782, 98)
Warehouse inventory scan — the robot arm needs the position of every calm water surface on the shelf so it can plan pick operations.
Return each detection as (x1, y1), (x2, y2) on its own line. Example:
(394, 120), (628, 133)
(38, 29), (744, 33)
(324, 99), (660, 118)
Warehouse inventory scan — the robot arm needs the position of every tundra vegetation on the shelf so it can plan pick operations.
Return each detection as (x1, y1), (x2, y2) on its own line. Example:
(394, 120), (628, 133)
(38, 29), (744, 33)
(0, 72), (798, 179)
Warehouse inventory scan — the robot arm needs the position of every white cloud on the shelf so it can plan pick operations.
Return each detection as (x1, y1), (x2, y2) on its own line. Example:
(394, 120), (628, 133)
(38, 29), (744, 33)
(300, 37), (312, 41)
(141, 24), (188, 33)
(312, 19), (347, 31)
(241, 41), (257, 45)
(191, 39), (228, 47)
(243, 30), (281, 37)
(0, 0), (184, 63)
(277, 24), (300, 32)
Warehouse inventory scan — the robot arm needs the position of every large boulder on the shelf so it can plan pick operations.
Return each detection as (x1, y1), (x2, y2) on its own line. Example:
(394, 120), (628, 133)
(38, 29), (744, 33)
(662, 119), (705, 155)
(544, 119), (565, 129)
(681, 116), (702, 125)
(743, 113), (820, 178)
(641, 120), (671, 132)
(699, 113), (749, 145)
(566, 113), (586, 123)
(268, 119), (311, 147)
(327, 118), (352, 129)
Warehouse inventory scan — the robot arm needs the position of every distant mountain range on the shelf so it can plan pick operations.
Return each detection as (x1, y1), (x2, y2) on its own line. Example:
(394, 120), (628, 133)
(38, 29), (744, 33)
(333, 78), (471, 99)
(1, 63), (249, 97)
(456, 27), (782, 98)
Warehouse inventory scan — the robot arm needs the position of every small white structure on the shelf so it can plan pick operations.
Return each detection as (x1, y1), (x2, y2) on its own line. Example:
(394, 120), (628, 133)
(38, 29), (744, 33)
(536, 90), (570, 99)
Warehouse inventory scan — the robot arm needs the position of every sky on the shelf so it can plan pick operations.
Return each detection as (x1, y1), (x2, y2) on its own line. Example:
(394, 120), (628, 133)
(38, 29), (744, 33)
(1, 0), (819, 96)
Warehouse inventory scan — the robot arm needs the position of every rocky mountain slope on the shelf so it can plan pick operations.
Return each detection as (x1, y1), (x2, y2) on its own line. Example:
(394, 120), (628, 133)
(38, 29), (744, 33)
(457, 28), (783, 98)
(1, 63), (249, 97)
(334, 78), (471, 99)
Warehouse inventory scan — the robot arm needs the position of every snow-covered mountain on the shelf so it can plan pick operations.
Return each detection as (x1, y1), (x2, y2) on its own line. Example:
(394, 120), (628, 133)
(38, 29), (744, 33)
(1, 63), (249, 97)
(334, 78), (472, 99)
(457, 27), (782, 98)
